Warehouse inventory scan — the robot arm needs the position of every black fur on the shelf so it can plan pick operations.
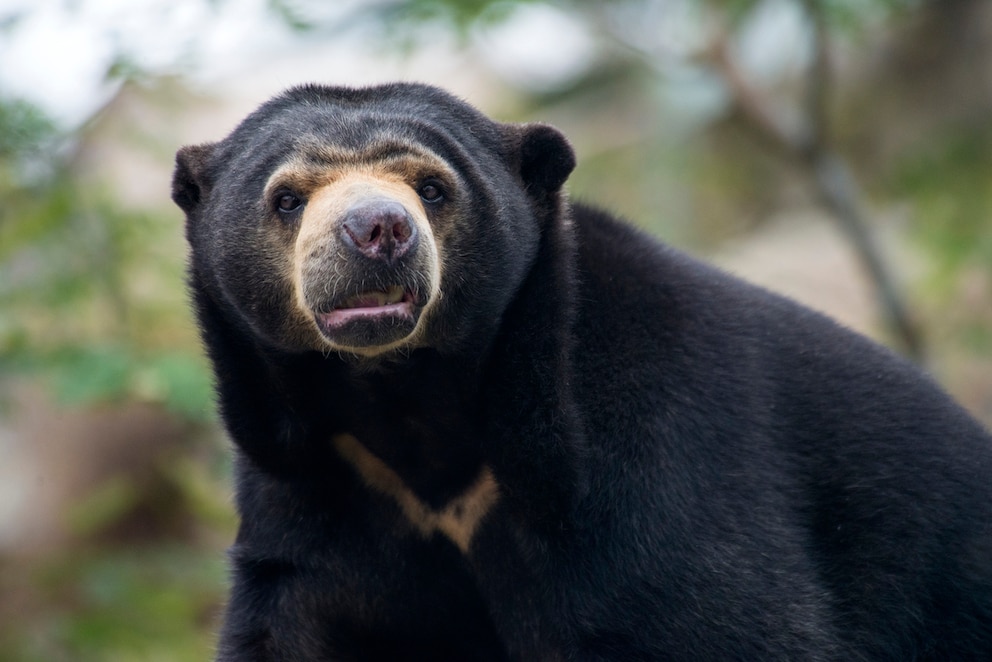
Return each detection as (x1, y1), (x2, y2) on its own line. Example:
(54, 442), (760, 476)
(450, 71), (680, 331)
(173, 82), (992, 660)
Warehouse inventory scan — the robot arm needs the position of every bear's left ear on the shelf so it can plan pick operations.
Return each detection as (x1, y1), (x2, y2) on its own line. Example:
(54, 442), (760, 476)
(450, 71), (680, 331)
(516, 123), (576, 195)
(172, 143), (217, 214)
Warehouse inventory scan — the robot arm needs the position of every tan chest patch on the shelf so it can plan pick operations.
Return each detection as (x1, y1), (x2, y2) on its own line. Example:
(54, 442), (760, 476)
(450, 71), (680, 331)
(332, 434), (499, 554)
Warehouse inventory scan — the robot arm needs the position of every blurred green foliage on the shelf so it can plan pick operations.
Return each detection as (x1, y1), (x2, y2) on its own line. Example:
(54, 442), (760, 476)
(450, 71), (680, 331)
(0, 93), (226, 660)
(0, 98), (56, 161)
(0, 546), (226, 662)
(368, 0), (921, 34)
(0, 446), (234, 661)
(893, 126), (992, 281)
(0, 98), (213, 421)
(890, 124), (992, 353)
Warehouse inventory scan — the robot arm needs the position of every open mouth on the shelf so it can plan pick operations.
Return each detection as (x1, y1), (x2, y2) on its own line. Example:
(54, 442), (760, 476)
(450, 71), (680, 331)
(315, 285), (417, 331)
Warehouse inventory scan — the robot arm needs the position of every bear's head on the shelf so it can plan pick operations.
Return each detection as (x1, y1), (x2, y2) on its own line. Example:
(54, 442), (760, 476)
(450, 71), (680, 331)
(172, 83), (575, 358)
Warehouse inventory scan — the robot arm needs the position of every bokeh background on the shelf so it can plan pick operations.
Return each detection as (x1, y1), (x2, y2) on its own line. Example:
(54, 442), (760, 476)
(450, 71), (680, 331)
(1, 0), (990, 659)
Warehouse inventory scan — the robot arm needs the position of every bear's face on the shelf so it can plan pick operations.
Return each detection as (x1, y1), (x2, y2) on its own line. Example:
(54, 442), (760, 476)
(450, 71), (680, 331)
(173, 83), (575, 358)
(257, 141), (450, 354)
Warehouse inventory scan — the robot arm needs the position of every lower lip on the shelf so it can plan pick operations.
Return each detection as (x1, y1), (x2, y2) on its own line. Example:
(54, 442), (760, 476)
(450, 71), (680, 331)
(316, 301), (415, 329)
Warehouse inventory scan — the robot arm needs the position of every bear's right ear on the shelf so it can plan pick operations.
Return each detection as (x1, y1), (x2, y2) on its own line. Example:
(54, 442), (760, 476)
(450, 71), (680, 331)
(172, 143), (216, 214)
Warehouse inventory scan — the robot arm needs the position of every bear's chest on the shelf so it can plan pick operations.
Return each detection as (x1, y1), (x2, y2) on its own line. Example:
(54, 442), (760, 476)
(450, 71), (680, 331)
(333, 433), (499, 554)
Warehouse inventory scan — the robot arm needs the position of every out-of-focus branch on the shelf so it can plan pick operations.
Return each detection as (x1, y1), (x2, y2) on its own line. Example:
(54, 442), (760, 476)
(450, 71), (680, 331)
(809, 153), (923, 360)
(705, 6), (924, 360)
(709, 37), (803, 154)
(802, 0), (830, 152)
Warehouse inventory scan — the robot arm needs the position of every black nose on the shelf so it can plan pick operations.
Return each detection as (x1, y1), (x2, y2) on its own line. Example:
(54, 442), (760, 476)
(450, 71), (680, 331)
(341, 200), (418, 262)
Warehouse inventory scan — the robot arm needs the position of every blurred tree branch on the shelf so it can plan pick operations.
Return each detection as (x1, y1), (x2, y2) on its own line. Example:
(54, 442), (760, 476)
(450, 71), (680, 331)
(359, 0), (927, 359)
(706, 1), (924, 359)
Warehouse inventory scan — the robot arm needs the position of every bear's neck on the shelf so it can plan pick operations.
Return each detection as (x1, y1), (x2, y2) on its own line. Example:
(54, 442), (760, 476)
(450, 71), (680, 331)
(201, 202), (584, 517)
(326, 348), (491, 508)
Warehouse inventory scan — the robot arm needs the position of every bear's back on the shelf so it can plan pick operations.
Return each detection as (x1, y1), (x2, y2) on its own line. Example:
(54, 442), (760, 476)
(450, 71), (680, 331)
(568, 201), (992, 658)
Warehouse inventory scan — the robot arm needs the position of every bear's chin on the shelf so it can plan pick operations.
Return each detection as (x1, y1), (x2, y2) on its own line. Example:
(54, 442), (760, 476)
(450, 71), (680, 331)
(313, 305), (419, 353)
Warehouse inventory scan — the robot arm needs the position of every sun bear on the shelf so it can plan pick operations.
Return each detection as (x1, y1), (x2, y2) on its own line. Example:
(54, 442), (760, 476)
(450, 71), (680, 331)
(172, 82), (992, 660)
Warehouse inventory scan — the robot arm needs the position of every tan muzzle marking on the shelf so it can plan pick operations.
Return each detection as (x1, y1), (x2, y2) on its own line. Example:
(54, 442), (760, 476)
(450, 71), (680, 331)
(281, 167), (443, 354)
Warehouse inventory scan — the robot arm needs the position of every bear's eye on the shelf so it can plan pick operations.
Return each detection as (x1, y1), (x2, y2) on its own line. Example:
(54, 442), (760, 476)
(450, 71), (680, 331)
(418, 181), (444, 204)
(275, 193), (303, 215)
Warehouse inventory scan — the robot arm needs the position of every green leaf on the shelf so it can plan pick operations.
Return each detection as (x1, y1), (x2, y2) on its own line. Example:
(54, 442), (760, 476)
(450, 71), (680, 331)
(267, 0), (317, 31)
(138, 352), (216, 421)
(52, 347), (135, 407)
